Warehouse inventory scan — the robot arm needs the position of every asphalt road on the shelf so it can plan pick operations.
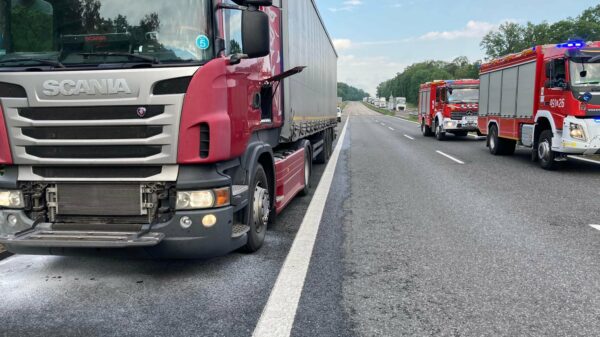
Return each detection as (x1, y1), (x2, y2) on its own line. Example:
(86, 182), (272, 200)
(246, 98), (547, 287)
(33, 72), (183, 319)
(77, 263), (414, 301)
(3, 102), (600, 336)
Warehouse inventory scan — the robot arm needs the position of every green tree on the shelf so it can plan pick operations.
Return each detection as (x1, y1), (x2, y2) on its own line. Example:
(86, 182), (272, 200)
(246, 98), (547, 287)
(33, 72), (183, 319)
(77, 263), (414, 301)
(337, 82), (369, 101)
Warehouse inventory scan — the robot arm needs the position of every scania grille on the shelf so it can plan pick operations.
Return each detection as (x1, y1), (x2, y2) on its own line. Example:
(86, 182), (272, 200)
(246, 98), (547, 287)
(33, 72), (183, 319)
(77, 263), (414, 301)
(3, 104), (182, 165)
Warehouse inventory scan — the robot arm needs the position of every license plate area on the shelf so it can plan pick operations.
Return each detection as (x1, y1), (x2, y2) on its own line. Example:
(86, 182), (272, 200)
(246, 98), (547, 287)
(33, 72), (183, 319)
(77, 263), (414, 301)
(54, 184), (143, 216)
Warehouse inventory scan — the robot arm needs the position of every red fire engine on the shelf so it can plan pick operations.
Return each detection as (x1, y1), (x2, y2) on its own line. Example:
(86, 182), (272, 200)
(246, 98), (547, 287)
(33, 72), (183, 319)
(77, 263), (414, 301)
(418, 80), (480, 140)
(478, 40), (600, 169)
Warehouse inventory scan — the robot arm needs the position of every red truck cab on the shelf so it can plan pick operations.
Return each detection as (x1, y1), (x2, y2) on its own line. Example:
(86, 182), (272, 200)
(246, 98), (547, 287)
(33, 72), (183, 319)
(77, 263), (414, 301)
(478, 40), (600, 169)
(418, 80), (480, 140)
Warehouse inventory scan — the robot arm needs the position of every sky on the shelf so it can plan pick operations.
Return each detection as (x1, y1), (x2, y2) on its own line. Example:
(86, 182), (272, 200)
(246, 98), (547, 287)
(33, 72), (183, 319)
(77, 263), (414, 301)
(315, 0), (599, 95)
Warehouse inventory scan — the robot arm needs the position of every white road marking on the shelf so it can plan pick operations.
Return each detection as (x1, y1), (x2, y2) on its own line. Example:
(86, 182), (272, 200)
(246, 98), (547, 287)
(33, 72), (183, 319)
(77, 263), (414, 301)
(590, 224), (600, 231)
(404, 134), (415, 140)
(388, 127), (395, 131)
(252, 118), (350, 337)
(391, 116), (419, 125)
(567, 155), (600, 166)
(436, 150), (465, 165)
(380, 123), (386, 126)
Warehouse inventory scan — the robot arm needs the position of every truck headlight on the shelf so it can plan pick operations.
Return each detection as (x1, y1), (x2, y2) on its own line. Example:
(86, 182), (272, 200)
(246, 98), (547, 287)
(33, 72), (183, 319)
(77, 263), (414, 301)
(569, 123), (586, 141)
(0, 190), (24, 209)
(176, 188), (230, 210)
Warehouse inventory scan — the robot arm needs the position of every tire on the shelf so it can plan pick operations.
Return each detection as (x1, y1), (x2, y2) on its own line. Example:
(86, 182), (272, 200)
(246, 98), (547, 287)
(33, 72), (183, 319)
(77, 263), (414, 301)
(421, 120), (433, 137)
(538, 130), (558, 170)
(453, 131), (468, 137)
(242, 164), (270, 253)
(435, 119), (446, 141)
(489, 124), (516, 155)
(315, 130), (330, 164)
(299, 143), (312, 196)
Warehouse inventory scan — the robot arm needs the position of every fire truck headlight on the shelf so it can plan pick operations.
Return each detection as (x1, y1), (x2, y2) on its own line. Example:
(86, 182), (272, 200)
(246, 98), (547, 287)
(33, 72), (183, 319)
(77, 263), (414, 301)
(0, 190), (24, 209)
(176, 188), (230, 210)
(569, 123), (586, 141)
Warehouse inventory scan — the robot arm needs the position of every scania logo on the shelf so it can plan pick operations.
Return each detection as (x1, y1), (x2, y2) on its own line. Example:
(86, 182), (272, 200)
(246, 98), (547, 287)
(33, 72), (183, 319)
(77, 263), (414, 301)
(42, 79), (132, 96)
(137, 107), (147, 118)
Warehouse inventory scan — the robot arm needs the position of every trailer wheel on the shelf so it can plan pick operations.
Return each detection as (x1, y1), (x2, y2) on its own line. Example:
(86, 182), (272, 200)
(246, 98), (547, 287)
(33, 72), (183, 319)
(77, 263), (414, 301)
(315, 130), (330, 164)
(538, 130), (558, 170)
(435, 120), (446, 141)
(242, 164), (270, 253)
(421, 120), (433, 137)
(299, 142), (313, 196)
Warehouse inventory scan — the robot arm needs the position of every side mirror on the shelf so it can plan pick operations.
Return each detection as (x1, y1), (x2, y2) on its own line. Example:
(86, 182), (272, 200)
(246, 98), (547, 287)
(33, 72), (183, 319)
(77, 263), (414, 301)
(242, 10), (270, 59)
(580, 70), (588, 78)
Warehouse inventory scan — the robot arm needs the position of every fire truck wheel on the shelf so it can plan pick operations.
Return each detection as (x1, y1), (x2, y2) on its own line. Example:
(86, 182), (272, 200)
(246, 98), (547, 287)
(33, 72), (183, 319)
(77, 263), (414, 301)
(435, 120), (446, 141)
(538, 130), (558, 170)
(488, 125), (500, 155)
(243, 164), (270, 253)
(421, 121), (433, 137)
(299, 143), (313, 196)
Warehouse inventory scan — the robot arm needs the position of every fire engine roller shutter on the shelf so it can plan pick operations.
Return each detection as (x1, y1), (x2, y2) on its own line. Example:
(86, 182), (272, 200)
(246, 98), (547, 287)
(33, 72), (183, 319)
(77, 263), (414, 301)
(516, 62), (536, 118)
(489, 71), (503, 116)
(501, 67), (518, 118)
(479, 73), (490, 117)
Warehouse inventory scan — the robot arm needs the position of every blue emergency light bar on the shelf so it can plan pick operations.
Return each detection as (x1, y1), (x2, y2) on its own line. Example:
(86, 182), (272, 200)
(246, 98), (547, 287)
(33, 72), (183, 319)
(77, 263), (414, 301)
(557, 40), (586, 49)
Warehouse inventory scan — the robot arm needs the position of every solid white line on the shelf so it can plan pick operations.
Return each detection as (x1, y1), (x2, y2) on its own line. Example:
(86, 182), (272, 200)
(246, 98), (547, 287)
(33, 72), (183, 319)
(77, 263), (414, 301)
(388, 127), (395, 131)
(590, 224), (600, 231)
(252, 118), (350, 337)
(390, 115), (419, 125)
(567, 155), (600, 165)
(436, 150), (465, 165)
(404, 134), (415, 140)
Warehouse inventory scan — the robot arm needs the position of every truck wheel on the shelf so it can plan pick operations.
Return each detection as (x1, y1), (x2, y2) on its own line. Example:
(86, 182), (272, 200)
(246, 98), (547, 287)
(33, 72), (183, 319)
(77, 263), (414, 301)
(315, 130), (330, 164)
(435, 120), (446, 141)
(538, 130), (558, 170)
(243, 164), (270, 252)
(421, 120), (433, 137)
(488, 125), (501, 155)
(299, 143), (312, 196)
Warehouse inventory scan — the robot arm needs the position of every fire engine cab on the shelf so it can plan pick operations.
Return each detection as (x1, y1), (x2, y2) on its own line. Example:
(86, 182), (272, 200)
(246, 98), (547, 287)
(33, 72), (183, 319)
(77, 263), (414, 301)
(419, 80), (480, 140)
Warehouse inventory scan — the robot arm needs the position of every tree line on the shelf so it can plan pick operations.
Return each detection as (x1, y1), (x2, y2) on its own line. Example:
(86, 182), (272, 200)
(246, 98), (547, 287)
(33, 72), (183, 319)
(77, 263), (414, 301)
(337, 82), (369, 102)
(375, 4), (600, 105)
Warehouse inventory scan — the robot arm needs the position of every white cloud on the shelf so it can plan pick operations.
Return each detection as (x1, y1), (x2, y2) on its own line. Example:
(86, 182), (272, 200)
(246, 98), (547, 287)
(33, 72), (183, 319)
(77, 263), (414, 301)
(333, 39), (353, 51)
(329, 0), (363, 12)
(417, 21), (499, 41)
(338, 54), (407, 95)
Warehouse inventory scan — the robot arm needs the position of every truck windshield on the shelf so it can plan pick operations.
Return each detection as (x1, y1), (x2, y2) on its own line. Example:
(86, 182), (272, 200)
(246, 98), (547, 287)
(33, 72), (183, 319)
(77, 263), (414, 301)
(0, 0), (212, 69)
(570, 61), (600, 86)
(448, 88), (479, 103)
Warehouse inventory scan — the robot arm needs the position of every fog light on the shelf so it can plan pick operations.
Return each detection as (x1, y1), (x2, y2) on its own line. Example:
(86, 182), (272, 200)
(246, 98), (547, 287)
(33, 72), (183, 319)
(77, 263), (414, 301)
(180, 216), (193, 229)
(7, 214), (18, 227)
(202, 214), (217, 228)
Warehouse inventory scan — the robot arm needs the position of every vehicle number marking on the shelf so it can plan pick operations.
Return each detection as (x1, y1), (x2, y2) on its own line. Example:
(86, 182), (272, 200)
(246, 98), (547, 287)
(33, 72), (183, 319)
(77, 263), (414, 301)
(549, 98), (565, 108)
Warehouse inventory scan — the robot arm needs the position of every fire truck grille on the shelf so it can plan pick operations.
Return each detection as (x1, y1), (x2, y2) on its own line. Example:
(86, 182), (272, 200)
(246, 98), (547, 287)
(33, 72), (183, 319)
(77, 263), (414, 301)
(5, 104), (181, 165)
(451, 112), (478, 120)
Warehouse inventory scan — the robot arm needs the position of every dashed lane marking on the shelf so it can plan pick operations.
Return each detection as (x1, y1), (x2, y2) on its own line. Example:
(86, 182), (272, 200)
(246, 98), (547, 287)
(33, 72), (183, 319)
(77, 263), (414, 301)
(404, 135), (415, 140)
(252, 117), (350, 337)
(388, 127), (395, 131)
(436, 150), (465, 165)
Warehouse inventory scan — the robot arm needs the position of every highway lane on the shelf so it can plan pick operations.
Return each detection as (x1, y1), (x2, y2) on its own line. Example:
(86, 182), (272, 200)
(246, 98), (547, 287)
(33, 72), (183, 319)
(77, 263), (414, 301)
(342, 102), (600, 336)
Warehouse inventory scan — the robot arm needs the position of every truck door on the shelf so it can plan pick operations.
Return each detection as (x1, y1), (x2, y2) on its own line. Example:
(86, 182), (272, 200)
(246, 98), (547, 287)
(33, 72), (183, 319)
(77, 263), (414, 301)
(544, 58), (568, 118)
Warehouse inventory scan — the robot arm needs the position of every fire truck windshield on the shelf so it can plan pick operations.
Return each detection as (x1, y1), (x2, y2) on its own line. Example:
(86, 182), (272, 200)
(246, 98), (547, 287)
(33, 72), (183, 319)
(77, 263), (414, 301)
(0, 0), (213, 69)
(448, 88), (479, 103)
(570, 60), (600, 86)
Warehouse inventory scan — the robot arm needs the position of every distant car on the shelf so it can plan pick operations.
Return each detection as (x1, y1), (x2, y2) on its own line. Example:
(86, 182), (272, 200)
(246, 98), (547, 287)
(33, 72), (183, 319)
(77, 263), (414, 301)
(337, 107), (342, 122)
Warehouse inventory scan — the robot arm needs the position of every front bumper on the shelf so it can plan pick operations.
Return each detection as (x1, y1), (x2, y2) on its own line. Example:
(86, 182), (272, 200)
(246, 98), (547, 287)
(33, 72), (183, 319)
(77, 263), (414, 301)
(442, 118), (479, 132)
(557, 116), (600, 155)
(0, 206), (245, 258)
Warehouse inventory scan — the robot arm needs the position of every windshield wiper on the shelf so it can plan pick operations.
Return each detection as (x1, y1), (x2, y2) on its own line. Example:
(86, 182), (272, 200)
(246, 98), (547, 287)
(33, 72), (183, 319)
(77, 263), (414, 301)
(0, 58), (65, 68)
(79, 52), (161, 64)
